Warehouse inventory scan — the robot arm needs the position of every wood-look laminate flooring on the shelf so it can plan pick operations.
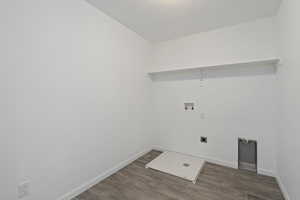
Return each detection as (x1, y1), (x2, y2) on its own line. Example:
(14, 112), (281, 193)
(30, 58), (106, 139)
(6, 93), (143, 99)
(73, 150), (284, 200)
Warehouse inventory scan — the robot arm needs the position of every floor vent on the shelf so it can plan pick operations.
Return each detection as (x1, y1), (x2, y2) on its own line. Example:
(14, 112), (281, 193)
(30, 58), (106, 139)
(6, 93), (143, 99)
(238, 138), (257, 172)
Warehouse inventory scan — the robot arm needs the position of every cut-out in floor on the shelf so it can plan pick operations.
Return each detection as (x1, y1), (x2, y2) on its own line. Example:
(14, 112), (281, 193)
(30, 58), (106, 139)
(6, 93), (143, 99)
(145, 151), (205, 184)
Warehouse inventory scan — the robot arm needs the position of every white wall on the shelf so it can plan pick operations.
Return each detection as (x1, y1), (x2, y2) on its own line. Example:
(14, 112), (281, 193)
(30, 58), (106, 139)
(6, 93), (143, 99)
(0, 59), (17, 199)
(14, 0), (153, 200)
(152, 18), (278, 72)
(152, 18), (280, 174)
(0, 1), (18, 199)
(4, 1), (297, 199)
(276, 0), (300, 199)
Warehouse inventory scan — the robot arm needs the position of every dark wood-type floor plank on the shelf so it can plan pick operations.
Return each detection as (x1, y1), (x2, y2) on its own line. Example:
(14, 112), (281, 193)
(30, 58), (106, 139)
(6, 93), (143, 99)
(73, 150), (284, 200)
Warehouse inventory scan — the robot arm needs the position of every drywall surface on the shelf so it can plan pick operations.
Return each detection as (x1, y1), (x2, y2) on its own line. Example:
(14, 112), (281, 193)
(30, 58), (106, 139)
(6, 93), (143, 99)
(152, 18), (279, 173)
(86, 0), (282, 42)
(15, 0), (153, 199)
(0, 1), (17, 199)
(0, 52), (17, 199)
(277, 0), (300, 199)
(152, 17), (278, 72)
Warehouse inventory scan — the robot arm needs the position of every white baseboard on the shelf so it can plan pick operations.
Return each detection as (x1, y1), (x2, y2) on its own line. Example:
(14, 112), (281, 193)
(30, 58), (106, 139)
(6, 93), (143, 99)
(201, 156), (238, 169)
(258, 168), (275, 177)
(153, 146), (275, 177)
(57, 148), (152, 200)
(57, 146), (283, 200)
(276, 175), (291, 200)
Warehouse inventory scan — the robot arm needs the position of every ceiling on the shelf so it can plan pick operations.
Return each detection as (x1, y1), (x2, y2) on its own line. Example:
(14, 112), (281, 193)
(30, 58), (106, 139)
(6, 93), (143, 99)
(87, 0), (282, 42)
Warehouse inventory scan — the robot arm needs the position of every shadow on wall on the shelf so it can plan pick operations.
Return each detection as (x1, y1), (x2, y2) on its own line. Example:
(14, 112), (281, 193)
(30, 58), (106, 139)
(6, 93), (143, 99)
(150, 64), (277, 82)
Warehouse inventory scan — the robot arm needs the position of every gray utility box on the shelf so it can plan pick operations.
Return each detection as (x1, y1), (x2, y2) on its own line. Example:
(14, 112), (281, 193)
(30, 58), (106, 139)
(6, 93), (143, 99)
(238, 138), (257, 173)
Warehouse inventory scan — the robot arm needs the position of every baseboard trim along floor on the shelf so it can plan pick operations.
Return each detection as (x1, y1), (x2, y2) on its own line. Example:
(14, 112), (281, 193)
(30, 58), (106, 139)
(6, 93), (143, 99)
(74, 150), (285, 200)
(57, 148), (152, 200)
(276, 175), (291, 200)
(152, 146), (276, 177)
(59, 147), (282, 200)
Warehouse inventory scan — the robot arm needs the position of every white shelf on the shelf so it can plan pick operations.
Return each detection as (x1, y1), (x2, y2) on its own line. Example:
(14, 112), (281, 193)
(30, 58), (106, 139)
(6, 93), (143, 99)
(148, 58), (280, 76)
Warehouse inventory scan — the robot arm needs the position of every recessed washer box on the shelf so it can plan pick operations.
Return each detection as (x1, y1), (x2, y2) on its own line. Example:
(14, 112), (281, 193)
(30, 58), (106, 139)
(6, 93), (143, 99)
(146, 151), (205, 184)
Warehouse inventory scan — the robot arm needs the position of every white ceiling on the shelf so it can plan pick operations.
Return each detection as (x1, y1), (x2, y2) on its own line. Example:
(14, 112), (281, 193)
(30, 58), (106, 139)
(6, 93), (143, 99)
(87, 0), (282, 42)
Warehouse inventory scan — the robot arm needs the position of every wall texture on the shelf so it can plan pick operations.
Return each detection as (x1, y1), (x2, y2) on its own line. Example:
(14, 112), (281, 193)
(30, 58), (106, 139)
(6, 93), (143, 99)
(0, 1), (18, 199)
(15, 0), (153, 200)
(4, 0), (298, 199)
(152, 18), (280, 174)
(152, 18), (278, 72)
(277, 0), (300, 199)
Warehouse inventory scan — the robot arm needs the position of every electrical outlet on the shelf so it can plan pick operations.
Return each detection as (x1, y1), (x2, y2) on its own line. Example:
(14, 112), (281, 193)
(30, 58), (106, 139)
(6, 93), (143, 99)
(18, 181), (30, 199)
(200, 137), (207, 143)
(184, 102), (194, 110)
